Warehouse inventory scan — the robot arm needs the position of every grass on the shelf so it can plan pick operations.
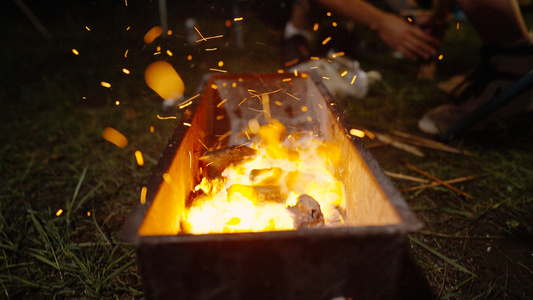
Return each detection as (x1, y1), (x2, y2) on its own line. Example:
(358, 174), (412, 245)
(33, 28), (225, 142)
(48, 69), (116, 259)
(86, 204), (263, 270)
(2, 1), (533, 299)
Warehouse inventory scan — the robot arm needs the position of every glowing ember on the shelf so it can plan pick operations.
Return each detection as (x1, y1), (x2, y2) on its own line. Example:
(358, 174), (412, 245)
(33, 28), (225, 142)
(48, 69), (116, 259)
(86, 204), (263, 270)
(144, 61), (185, 102)
(183, 119), (345, 234)
(144, 26), (163, 44)
(102, 127), (128, 148)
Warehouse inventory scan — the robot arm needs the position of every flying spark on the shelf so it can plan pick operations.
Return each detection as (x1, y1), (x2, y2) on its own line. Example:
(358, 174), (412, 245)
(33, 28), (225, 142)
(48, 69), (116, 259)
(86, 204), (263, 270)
(209, 68), (227, 73)
(183, 122), (191, 127)
(233, 17), (243, 21)
(85, 26), (91, 31)
(350, 75), (357, 84)
(349, 129), (365, 138)
(72, 49), (79, 55)
(140, 186), (147, 204)
(322, 37), (332, 45)
(102, 127), (128, 148)
(56, 209), (63, 216)
(156, 115), (177, 120)
(332, 21), (338, 27)
(101, 81), (111, 88)
(217, 99), (228, 107)
(135, 150), (144, 166)
(286, 93), (300, 100)
(122, 68), (130, 74)
(340, 71), (348, 77)
(438, 54), (444, 60)
(115, 100), (120, 105)
(144, 26), (163, 44)
(313, 23), (319, 31)
(124, 49), (129, 58)
(150, 126), (154, 133)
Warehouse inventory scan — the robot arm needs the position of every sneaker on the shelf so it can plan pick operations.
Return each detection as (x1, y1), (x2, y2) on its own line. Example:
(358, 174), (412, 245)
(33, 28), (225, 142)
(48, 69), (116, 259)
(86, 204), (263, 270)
(419, 43), (533, 135)
(282, 34), (311, 67)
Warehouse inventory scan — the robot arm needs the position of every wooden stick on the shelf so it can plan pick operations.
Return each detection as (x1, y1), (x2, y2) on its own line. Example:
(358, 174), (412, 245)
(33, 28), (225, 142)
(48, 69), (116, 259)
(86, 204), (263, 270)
(375, 133), (425, 157)
(403, 162), (473, 199)
(390, 130), (473, 155)
(384, 171), (429, 183)
(400, 174), (486, 192)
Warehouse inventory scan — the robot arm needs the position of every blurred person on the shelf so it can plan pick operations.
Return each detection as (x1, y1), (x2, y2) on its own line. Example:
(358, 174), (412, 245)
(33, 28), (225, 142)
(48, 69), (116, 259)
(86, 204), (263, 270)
(282, 0), (533, 136)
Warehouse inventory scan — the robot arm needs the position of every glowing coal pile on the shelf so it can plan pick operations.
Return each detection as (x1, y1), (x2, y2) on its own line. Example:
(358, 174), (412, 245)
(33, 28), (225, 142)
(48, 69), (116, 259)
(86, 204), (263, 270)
(184, 118), (345, 234)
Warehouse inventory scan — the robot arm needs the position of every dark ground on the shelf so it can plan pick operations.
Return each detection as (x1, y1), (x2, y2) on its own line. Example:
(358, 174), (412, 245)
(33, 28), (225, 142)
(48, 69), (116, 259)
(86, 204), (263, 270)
(1, 0), (532, 299)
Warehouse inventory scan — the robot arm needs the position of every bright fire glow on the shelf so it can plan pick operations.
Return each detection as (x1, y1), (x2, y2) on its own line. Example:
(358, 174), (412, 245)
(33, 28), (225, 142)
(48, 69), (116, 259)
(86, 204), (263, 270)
(102, 127), (128, 148)
(144, 61), (185, 101)
(143, 26), (163, 44)
(183, 120), (345, 234)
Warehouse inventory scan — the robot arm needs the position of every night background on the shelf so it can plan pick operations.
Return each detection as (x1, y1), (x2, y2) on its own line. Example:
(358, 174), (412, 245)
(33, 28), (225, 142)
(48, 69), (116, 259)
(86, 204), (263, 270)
(1, 0), (532, 298)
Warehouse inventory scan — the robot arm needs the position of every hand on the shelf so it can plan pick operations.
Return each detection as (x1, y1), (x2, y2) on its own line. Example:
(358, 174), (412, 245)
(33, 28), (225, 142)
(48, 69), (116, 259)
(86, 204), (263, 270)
(414, 11), (450, 41)
(375, 12), (440, 61)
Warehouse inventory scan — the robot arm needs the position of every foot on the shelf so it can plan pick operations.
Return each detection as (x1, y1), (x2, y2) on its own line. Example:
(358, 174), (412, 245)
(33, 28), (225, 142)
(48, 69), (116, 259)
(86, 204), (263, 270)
(419, 43), (533, 135)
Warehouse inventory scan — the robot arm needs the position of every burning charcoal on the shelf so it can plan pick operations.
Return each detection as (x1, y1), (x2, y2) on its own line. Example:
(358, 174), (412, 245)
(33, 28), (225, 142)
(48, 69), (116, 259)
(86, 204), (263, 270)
(200, 146), (258, 178)
(249, 167), (283, 185)
(287, 194), (325, 229)
(227, 184), (286, 205)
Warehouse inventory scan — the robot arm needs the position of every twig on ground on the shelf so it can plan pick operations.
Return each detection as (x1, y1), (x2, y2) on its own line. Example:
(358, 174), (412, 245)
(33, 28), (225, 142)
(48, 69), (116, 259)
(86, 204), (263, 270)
(404, 162), (474, 199)
(400, 174), (487, 192)
(375, 133), (425, 157)
(390, 130), (473, 155)
(384, 170), (428, 183)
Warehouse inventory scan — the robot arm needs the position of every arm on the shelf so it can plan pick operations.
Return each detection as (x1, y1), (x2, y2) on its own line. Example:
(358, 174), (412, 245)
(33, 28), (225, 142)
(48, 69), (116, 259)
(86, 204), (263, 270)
(314, 0), (441, 60)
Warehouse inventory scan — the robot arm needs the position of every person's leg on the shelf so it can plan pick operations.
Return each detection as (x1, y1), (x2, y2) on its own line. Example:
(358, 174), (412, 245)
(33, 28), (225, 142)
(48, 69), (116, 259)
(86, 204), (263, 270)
(283, 0), (315, 66)
(456, 0), (530, 46)
(418, 0), (533, 135)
